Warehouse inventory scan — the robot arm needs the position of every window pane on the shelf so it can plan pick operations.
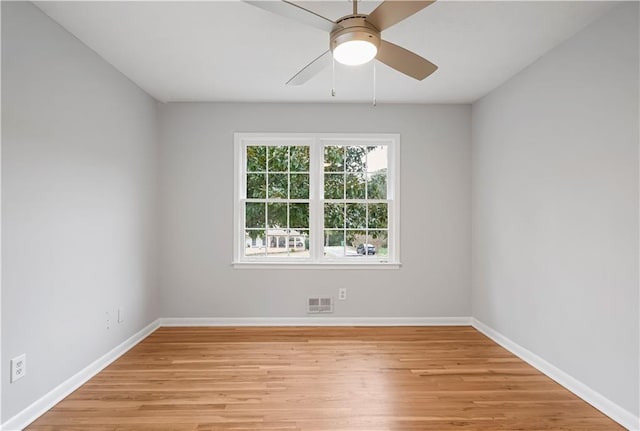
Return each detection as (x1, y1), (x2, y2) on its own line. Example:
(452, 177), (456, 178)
(246, 173), (266, 199)
(266, 231), (290, 258)
(290, 146), (310, 172)
(366, 146), (388, 173)
(367, 172), (387, 199)
(290, 174), (309, 199)
(368, 203), (388, 229)
(369, 230), (388, 257)
(244, 230), (266, 256)
(345, 146), (366, 172)
(324, 173), (344, 199)
(345, 173), (366, 199)
(245, 203), (265, 228)
(324, 230), (345, 258)
(346, 203), (366, 228)
(289, 230), (309, 258)
(324, 146), (344, 172)
(346, 230), (367, 256)
(267, 173), (288, 199)
(267, 203), (287, 228)
(289, 203), (309, 229)
(247, 146), (266, 172)
(324, 203), (344, 229)
(268, 146), (289, 172)
(357, 242), (378, 256)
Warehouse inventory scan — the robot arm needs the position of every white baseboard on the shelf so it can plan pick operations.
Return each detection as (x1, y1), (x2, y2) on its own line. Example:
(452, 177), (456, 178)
(1, 319), (160, 431)
(472, 318), (639, 431)
(159, 316), (472, 327)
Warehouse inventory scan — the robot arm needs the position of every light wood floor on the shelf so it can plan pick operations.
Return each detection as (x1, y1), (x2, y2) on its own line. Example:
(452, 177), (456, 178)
(27, 326), (623, 430)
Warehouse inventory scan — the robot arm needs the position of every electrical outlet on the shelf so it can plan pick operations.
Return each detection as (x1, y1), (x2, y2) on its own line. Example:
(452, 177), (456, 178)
(118, 308), (124, 323)
(11, 354), (26, 383)
(338, 287), (347, 301)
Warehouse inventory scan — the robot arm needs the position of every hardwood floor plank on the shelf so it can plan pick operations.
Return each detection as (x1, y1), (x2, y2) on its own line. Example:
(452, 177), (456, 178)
(25, 327), (624, 430)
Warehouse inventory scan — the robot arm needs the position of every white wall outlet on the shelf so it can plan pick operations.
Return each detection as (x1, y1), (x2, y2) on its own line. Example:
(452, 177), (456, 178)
(10, 354), (26, 383)
(106, 311), (111, 330)
(338, 287), (347, 301)
(118, 308), (124, 323)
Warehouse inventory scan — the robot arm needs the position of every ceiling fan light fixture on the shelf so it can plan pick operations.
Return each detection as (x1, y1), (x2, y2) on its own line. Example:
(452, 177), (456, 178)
(333, 39), (377, 66)
(330, 19), (381, 67)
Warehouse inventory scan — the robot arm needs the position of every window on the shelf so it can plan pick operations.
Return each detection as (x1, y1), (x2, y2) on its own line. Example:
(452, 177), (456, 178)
(234, 133), (400, 268)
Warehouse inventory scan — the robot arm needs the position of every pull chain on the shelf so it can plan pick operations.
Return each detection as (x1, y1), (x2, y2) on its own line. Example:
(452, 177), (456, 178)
(373, 61), (377, 106)
(331, 56), (336, 97)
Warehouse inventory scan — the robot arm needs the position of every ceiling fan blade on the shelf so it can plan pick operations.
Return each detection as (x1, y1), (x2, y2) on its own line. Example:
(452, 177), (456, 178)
(244, 1), (339, 33)
(286, 50), (332, 86)
(366, 1), (435, 31)
(376, 40), (437, 80)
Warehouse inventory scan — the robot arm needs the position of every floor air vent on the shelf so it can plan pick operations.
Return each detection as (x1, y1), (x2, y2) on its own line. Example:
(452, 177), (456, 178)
(307, 297), (333, 314)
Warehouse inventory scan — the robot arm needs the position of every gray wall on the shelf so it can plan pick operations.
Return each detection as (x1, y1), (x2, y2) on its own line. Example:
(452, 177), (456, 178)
(158, 103), (471, 318)
(2, 2), (160, 421)
(471, 2), (639, 417)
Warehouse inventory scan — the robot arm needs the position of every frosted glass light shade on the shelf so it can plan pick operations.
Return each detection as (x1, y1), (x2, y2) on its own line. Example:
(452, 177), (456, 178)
(333, 40), (377, 66)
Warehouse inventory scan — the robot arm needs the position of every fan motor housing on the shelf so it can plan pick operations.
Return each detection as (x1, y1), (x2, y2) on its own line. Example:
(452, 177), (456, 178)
(330, 16), (381, 53)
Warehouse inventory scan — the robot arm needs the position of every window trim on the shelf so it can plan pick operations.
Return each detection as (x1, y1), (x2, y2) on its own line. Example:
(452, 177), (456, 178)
(233, 133), (401, 269)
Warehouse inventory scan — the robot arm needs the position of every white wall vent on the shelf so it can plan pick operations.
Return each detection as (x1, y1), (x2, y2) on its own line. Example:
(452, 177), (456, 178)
(307, 297), (333, 314)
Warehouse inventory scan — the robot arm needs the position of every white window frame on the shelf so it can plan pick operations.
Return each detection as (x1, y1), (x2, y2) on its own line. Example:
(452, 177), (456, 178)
(233, 133), (401, 269)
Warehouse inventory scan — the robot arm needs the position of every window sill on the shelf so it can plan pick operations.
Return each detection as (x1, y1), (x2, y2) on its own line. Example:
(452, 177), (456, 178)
(231, 261), (402, 270)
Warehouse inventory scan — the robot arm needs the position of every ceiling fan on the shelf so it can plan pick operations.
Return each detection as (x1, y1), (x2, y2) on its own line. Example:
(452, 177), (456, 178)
(244, 0), (438, 85)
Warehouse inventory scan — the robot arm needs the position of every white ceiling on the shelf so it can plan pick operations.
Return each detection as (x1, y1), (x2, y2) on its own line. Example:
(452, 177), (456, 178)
(35, 1), (614, 103)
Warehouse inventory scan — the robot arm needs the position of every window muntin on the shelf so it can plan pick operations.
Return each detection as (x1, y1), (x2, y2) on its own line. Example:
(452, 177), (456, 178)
(235, 134), (399, 267)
